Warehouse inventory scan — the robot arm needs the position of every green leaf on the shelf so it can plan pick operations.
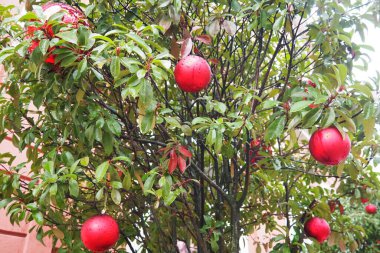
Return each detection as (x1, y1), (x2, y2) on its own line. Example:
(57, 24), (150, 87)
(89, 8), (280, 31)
(49, 183), (58, 196)
(337, 34), (351, 46)
(122, 171), (132, 190)
(363, 102), (374, 119)
(350, 84), (373, 99)
(69, 179), (79, 197)
(95, 187), (104, 201)
(19, 12), (39, 21)
(80, 157), (89, 166)
(84, 4), (95, 16)
(39, 39), (49, 55)
(164, 191), (176, 206)
(106, 118), (122, 136)
(215, 129), (223, 154)
(0, 199), (12, 209)
(60, 55), (78, 67)
(91, 34), (115, 45)
(262, 100), (281, 109)
(70, 159), (81, 174)
(56, 30), (78, 44)
(32, 212), (44, 225)
(265, 115), (286, 141)
(111, 189), (121, 204)
(313, 202), (331, 220)
(288, 115), (301, 130)
(77, 26), (91, 47)
(206, 129), (216, 146)
(273, 14), (285, 32)
(95, 161), (110, 182)
(321, 107), (336, 127)
(110, 57), (121, 79)
(214, 102), (227, 114)
(78, 59), (88, 74)
(102, 131), (114, 155)
(302, 108), (323, 128)
(231, 0), (241, 11)
(143, 175), (156, 196)
(290, 101), (313, 113)
(139, 80), (154, 109)
(113, 156), (131, 163)
(126, 33), (152, 53)
(363, 118), (375, 139)
(139, 109), (156, 134)
(336, 110), (356, 133)
(110, 181), (123, 189)
(164, 116), (181, 128)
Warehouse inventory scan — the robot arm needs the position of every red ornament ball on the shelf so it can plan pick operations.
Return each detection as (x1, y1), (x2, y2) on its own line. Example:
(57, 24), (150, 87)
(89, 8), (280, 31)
(365, 204), (377, 214)
(304, 217), (331, 243)
(309, 127), (351, 165)
(174, 55), (212, 93)
(81, 214), (119, 252)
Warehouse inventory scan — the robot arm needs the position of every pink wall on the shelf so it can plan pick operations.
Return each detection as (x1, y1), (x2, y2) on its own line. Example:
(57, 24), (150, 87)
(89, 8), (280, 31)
(0, 0), (54, 249)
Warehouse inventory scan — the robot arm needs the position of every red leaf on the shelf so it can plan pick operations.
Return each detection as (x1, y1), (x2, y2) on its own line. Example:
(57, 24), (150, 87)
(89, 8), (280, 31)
(45, 54), (56, 64)
(183, 29), (191, 39)
(306, 80), (316, 88)
(339, 203), (344, 214)
(168, 150), (178, 174)
(180, 38), (193, 58)
(308, 103), (318, 109)
(178, 156), (187, 174)
(209, 58), (219, 65)
(178, 145), (192, 158)
(195, 35), (212, 45)
(170, 37), (180, 59)
(328, 200), (336, 213)
(26, 26), (39, 38)
(28, 40), (40, 54)
(361, 197), (369, 204)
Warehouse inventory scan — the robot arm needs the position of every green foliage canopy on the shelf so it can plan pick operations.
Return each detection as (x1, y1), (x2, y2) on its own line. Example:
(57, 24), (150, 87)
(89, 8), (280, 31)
(0, 0), (379, 252)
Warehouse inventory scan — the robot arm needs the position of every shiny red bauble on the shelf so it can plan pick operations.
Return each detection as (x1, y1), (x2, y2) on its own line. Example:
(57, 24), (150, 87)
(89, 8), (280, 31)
(81, 215), (119, 252)
(365, 204), (377, 214)
(309, 127), (351, 165)
(304, 217), (331, 243)
(174, 55), (212, 93)
(42, 2), (87, 25)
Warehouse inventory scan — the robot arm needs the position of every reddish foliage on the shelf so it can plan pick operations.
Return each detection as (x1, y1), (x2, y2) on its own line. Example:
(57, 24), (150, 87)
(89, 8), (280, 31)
(178, 156), (187, 174)
(168, 150), (178, 174)
(339, 203), (344, 214)
(28, 40), (40, 54)
(361, 197), (369, 204)
(308, 103), (318, 109)
(26, 26), (39, 38)
(249, 139), (272, 165)
(306, 80), (316, 88)
(328, 200), (336, 213)
(178, 145), (192, 158)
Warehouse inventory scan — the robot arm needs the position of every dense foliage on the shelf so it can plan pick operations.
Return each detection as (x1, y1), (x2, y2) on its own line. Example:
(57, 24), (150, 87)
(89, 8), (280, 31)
(0, 0), (379, 252)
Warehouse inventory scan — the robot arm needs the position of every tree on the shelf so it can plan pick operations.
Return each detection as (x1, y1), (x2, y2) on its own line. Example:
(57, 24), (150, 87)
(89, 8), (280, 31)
(0, 0), (379, 252)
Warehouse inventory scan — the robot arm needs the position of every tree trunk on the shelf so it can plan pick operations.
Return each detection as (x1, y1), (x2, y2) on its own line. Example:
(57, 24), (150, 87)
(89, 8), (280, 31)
(230, 203), (240, 253)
